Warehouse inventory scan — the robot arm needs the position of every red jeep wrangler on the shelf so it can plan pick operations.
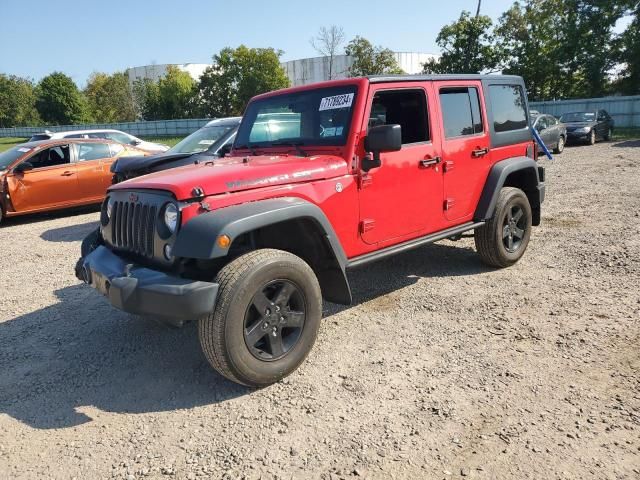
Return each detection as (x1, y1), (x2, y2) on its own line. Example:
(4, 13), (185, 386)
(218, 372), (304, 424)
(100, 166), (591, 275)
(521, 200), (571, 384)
(77, 75), (545, 387)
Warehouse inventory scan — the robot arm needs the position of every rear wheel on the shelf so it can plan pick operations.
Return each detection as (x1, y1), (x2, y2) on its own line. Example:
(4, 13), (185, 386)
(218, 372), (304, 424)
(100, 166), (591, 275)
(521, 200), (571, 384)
(198, 249), (322, 387)
(475, 187), (532, 268)
(0, 206), (4, 226)
(588, 129), (596, 145)
(604, 128), (612, 141)
(553, 135), (565, 154)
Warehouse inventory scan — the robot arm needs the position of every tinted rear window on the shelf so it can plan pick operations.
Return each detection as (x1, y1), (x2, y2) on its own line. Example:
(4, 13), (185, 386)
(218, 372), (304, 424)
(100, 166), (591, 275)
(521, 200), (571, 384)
(29, 134), (50, 141)
(489, 85), (527, 132)
(439, 88), (483, 138)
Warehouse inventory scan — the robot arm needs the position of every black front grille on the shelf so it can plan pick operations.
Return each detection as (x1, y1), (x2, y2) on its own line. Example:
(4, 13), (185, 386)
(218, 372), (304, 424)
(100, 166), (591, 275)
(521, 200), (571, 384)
(111, 201), (157, 257)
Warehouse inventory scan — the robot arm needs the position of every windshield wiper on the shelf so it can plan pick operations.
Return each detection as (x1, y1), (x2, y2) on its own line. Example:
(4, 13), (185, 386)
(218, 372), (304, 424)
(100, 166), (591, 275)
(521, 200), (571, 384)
(270, 141), (308, 157)
(235, 144), (258, 156)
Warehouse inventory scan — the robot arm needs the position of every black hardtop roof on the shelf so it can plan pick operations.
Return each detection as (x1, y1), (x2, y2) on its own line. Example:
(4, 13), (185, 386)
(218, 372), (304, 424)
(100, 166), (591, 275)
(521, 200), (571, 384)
(367, 74), (525, 83)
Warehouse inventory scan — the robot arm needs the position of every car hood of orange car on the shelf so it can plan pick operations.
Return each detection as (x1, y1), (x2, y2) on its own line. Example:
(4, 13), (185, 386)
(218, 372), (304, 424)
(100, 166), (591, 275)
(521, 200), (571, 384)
(109, 154), (348, 200)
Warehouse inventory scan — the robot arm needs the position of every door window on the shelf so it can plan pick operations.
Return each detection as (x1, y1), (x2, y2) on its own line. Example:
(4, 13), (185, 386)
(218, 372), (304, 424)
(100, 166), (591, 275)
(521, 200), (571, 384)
(597, 111), (606, 121)
(488, 85), (527, 132)
(439, 88), (483, 138)
(76, 142), (111, 161)
(27, 145), (71, 169)
(106, 132), (134, 144)
(369, 89), (429, 144)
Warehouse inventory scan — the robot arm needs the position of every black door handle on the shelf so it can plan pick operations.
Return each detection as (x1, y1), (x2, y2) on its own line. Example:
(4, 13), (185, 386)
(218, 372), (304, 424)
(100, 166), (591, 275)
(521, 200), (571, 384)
(419, 156), (441, 167)
(472, 148), (489, 157)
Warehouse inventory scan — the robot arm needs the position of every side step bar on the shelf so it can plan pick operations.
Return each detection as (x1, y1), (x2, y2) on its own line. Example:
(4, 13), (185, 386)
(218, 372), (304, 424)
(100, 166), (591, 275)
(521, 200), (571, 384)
(346, 221), (485, 269)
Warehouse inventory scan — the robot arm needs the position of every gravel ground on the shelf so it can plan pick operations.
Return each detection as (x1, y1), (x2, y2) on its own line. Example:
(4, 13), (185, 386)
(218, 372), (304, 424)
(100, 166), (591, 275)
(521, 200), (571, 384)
(0, 140), (639, 480)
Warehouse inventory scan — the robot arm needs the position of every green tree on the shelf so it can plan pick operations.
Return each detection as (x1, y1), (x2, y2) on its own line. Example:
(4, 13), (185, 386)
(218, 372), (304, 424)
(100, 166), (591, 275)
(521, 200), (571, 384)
(35, 72), (91, 124)
(132, 67), (197, 120)
(198, 45), (290, 117)
(0, 74), (41, 128)
(85, 72), (136, 122)
(423, 11), (500, 74)
(612, 2), (639, 95)
(345, 36), (403, 76)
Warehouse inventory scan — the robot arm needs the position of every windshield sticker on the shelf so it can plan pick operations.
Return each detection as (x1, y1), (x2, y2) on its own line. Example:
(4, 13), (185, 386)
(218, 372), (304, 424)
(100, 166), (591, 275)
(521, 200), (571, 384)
(18, 147), (31, 153)
(198, 140), (215, 145)
(322, 127), (336, 137)
(319, 93), (354, 111)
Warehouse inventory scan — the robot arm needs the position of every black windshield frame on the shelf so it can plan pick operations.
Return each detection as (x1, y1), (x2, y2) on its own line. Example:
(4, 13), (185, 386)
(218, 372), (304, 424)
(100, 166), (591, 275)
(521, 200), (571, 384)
(235, 85), (358, 148)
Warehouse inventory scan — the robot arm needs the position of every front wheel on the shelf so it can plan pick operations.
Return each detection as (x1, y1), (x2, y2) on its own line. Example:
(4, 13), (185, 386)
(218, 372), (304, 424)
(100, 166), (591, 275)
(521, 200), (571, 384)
(198, 249), (322, 387)
(475, 187), (532, 268)
(553, 135), (565, 154)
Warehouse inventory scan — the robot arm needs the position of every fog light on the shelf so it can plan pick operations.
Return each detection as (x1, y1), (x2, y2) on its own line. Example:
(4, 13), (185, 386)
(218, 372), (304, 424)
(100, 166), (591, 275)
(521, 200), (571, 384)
(217, 234), (231, 249)
(163, 244), (173, 260)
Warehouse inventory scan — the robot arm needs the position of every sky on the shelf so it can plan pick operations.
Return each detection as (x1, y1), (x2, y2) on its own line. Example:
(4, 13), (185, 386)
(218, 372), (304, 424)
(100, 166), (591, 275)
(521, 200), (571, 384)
(0, 0), (630, 87)
(0, 0), (520, 85)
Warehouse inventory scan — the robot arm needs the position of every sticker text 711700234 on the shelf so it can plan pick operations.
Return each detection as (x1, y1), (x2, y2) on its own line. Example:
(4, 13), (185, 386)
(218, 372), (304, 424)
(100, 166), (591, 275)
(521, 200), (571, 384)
(319, 93), (354, 111)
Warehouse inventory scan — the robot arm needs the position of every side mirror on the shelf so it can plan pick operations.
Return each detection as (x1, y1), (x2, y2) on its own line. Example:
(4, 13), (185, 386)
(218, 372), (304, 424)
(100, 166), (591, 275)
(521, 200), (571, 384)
(362, 124), (402, 172)
(14, 161), (34, 174)
(130, 139), (142, 146)
(217, 143), (232, 158)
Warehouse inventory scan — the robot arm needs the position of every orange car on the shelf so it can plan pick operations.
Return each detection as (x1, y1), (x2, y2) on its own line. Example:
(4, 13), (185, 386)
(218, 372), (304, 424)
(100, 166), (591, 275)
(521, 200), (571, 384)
(0, 138), (149, 224)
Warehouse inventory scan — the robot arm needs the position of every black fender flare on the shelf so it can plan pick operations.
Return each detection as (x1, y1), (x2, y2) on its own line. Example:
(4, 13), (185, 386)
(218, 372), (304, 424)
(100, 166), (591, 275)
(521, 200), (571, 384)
(474, 156), (545, 225)
(173, 197), (352, 305)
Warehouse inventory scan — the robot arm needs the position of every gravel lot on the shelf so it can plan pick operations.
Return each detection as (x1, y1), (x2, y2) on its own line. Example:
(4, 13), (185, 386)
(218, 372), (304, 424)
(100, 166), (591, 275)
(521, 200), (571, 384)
(0, 140), (639, 480)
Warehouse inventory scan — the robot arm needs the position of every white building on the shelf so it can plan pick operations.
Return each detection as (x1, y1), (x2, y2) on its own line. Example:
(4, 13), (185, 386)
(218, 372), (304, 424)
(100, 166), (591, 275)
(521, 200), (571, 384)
(281, 52), (439, 87)
(125, 63), (211, 87)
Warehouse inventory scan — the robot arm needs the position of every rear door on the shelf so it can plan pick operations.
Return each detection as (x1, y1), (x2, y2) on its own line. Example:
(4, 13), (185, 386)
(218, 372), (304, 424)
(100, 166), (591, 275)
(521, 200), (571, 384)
(435, 81), (491, 222)
(358, 83), (444, 244)
(73, 142), (114, 200)
(6, 144), (79, 212)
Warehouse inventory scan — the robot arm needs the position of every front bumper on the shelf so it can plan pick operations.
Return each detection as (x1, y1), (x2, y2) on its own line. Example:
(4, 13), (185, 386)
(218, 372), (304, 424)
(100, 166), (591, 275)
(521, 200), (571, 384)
(78, 246), (218, 321)
(566, 130), (590, 141)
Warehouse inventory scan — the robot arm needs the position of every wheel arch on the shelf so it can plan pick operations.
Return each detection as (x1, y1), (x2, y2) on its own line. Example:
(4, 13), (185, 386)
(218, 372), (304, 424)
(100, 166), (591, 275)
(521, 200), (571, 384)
(173, 197), (352, 305)
(474, 156), (544, 226)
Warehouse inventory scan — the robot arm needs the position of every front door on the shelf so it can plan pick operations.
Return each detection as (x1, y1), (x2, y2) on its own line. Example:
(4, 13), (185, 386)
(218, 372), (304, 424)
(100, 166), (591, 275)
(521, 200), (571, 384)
(358, 84), (444, 245)
(74, 141), (116, 200)
(6, 144), (80, 212)
(435, 82), (492, 222)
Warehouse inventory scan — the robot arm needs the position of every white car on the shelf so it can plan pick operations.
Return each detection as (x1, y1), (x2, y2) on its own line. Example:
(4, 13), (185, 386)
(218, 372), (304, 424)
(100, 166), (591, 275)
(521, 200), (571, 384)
(28, 129), (169, 154)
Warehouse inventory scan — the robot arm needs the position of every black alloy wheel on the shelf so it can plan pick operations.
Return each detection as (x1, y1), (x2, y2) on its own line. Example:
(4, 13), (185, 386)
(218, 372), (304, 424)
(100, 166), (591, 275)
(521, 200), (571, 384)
(502, 205), (528, 254)
(244, 279), (306, 361)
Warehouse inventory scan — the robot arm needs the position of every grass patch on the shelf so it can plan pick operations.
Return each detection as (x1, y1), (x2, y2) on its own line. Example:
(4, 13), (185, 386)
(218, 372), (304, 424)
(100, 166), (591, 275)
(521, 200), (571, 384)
(0, 137), (28, 152)
(139, 136), (184, 147)
(612, 128), (640, 141)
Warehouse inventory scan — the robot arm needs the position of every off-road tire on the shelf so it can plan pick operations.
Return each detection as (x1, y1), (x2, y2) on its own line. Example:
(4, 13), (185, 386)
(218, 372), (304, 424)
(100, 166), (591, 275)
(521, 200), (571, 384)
(588, 129), (596, 145)
(475, 187), (532, 268)
(553, 135), (565, 154)
(198, 249), (322, 387)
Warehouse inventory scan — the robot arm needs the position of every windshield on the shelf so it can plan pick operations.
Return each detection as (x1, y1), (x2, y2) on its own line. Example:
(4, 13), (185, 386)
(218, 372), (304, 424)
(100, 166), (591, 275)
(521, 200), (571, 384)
(560, 112), (595, 122)
(235, 85), (358, 148)
(0, 145), (32, 170)
(169, 125), (235, 154)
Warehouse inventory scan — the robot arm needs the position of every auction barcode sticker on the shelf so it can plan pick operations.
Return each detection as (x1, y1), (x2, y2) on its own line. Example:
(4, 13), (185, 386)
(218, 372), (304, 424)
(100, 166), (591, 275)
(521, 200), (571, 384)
(319, 93), (355, 111)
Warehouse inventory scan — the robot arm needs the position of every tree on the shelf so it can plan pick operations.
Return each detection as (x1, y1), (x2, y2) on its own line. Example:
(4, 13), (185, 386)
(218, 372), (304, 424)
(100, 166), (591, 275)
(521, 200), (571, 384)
(132, 67), (197, 120)
(423, 10), (500, 74)
(85, 72), (136, 122)
(198, 45), (290, 117)
(36, 72), (91, 125)
(345, 37), (404, 77)
(310, 25), (346, 80)
(614, 3), (640, 94)
(0, 74), (41, 128)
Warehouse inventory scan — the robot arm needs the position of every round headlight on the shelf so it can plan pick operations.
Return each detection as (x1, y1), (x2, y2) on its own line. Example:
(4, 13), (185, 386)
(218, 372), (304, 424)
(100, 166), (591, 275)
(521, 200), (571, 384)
(163, 203), (178, 234)
(106, 197), (115, 219)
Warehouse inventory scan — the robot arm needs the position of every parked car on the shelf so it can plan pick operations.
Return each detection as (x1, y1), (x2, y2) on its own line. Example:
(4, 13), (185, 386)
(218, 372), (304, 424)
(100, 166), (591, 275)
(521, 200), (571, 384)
(111, 117), (241, 184)
(532, 113), (566, 154)
(77, 75), (545, 387)
(0, 138), (148, 224)
(28, 129), (169, 154)
(560, 110), (614, 145)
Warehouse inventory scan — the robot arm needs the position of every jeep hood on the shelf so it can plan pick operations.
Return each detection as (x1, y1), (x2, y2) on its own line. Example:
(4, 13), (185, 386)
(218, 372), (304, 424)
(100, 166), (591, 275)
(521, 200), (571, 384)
(109, 154), (348, 199)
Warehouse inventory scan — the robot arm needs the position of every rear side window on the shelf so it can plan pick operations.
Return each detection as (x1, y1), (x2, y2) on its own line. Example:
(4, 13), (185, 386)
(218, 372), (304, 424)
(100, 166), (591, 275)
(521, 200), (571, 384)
(489, 85), (527, 132)
(369, 89), (429, 144)
(439, 87), (483, 138)
(76, 142), (111, 161)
